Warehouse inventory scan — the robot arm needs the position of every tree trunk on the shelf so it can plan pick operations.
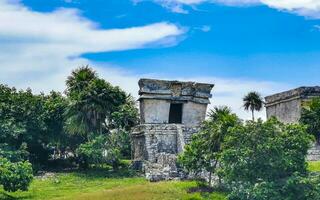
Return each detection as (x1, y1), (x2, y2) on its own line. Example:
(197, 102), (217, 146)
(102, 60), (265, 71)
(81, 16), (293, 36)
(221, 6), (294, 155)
(251, 109), (255, 121)
(208, 171), (212, 187)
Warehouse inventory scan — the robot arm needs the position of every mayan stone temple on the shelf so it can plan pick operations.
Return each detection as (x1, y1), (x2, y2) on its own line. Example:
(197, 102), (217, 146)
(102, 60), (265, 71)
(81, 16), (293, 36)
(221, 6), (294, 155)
(131, 78), (214, 181)
(265, 86), (320, 161)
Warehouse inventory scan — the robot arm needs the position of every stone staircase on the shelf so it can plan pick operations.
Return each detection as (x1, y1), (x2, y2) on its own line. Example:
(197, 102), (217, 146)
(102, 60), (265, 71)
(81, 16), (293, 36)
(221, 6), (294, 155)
(144, 153), (181, 182)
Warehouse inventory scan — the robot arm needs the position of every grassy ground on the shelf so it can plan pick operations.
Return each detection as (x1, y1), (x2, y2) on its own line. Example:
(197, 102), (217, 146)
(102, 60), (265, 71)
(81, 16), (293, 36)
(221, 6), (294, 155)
(2, 161), (318, 200)
(0, 167), (226, 200)
(308, 161), (320, 172)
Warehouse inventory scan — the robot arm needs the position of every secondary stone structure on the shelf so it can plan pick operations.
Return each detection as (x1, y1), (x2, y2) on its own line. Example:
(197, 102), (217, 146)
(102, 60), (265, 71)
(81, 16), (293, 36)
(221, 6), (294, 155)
(265, 86), (320, 161)
(131, 78), (214, 181)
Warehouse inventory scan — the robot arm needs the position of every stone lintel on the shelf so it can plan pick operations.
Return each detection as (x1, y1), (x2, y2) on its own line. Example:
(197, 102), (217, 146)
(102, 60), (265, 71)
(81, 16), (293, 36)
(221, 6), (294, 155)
(138, 94), (210, 104)
(132, 123), (185, 134)
(138, 78), (214, 102)
(265, 86), (320, 106)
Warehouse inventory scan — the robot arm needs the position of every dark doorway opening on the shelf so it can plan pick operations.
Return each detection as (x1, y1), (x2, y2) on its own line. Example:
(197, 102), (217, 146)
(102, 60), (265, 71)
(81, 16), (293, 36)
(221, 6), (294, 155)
(169, 103), (183, 124)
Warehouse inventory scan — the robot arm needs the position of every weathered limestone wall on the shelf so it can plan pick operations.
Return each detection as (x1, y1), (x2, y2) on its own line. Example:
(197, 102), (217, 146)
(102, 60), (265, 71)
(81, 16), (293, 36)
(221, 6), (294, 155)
(132, 78), (214, 181)
(140, 99), (170, 124)
(182, 102), (207, 126)
(132, 124), (200, 181)
(308, 144), (320, 161)
(139, 99), (208, 126)
(265, 87), (320, 161)
(132, 124), (199, 163)
(266, 98), (302, 124)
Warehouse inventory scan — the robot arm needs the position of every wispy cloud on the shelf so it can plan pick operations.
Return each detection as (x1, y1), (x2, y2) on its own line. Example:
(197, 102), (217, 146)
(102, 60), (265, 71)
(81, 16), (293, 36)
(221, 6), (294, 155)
(0, 0), (184, 89)
(137, 0), (320, 18)
(199, 25), (211, 32)
(0, 0), (290, 120)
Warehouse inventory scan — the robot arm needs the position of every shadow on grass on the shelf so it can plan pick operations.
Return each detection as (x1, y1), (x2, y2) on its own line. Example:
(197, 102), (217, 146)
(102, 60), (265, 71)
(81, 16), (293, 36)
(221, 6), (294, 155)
(186, 181), (228, 200)
(0, 192), (32, 200)
(70, 161), (141, 180)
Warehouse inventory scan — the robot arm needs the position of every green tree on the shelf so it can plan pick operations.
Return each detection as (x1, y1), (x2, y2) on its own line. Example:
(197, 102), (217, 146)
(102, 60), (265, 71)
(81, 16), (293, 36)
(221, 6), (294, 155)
(65, 65), (97, 96)
(64, 66), (132, 168)
(0, 85), (51, 166)
(300, 97), (320, 143)
(0, 144), (33, 192)
(65, 67), (127, 138)
(220, 118), (318, 200)
(0, 157), (33, 192)
(110, 95), (139, 158)
(178, 106), (239, 186)
(243, 91), (264, 121)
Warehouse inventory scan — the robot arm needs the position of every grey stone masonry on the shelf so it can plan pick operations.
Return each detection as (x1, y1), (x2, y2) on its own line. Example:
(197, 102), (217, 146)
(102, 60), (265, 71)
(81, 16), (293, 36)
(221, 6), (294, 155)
(132, 78), (214, 181)
(265, 86), (320, 161)
(265, 86), (320, 124)
(308, 144), (320, 161)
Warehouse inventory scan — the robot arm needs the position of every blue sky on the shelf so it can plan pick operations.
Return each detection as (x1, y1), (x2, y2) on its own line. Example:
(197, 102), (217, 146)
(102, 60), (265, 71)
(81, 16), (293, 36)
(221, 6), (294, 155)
(1, 0), (320, 119)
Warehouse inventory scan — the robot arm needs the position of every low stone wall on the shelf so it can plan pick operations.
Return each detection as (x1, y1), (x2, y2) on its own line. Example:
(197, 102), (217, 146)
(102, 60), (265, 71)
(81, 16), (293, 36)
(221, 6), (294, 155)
(131, 123), (200, 181)
(307, 144), (320, 161)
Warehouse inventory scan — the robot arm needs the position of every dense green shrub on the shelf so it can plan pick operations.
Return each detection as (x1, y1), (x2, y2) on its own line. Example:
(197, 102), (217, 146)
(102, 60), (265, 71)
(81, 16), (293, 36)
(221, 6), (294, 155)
(220, 118), (319, 200)
(228, 173), (320, 200)
(178, 106), (240, 185)
(300, 97), (320, 143)
(76, 135), (121, 169)
(0, 157), (33, 192)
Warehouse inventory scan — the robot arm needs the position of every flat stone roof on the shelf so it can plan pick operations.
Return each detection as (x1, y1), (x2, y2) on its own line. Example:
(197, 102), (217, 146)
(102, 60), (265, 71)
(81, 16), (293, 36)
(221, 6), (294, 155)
(138, 78), (214, 104)
(265, 86), (320, 105)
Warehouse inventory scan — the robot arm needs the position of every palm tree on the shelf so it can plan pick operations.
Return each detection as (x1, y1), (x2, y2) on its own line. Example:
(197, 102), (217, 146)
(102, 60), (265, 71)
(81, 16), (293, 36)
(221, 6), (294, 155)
(65, 65), (97, 96)
(64, 66), (127, 139)
(243, 91), (264, 121)
(208, 106), (232, 121)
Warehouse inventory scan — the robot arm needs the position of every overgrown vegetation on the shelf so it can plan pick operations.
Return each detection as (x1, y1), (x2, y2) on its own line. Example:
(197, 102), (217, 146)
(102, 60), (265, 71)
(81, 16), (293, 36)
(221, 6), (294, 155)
(2, 67), (320, 200)
(181, 104), (320, 199)
(220, 118), (319, 200)
(300, 97), (320, 143)
(0, 66), (139, 192)
(0, 166), (226, 200)
(178, 106), (240, 186)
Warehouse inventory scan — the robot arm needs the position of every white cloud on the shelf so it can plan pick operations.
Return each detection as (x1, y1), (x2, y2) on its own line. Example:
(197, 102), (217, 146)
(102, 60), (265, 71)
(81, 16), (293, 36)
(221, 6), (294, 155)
(200, 25), (211, 32)
(0, 0), (290, 120)
(261, 0), (320, 18)
(139, 0), (320, 18)
(0, 0), (183, 89)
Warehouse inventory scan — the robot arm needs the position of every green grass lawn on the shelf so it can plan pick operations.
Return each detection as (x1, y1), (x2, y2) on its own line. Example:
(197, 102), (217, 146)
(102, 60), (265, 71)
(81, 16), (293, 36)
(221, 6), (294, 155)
(3, 161), (318, 200)
(308, 161), (320, 172)
(0, 167), (226, 200)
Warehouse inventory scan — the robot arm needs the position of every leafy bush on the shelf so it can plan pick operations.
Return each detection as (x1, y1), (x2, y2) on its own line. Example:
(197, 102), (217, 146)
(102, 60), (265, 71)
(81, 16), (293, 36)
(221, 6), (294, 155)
(178, 106), (239, 185)
(300, 97), (320, 143)
(76, 135), (121, 169)
(0, 143), (29, 162)
(228, 173), (320, 200)
(220, 118), (319, 200)
(0, 157), (33, 192)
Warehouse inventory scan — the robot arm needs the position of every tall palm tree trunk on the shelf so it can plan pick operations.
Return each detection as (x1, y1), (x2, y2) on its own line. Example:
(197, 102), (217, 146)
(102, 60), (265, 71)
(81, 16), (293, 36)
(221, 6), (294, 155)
(251, 108), (255, 121)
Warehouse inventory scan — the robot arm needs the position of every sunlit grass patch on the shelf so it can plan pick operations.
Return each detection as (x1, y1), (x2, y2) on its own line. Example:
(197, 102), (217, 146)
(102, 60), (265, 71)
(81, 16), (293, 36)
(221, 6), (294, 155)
(308, 161), (320, 172)
(0, 167), (226, 200)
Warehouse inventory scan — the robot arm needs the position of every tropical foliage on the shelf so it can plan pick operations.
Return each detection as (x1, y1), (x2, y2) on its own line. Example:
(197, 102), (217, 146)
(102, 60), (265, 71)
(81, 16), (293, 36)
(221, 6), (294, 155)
(243, 91), (264, 121)
(178, 106), (240, 186)
(220, 118), (319, 200)
(300, 97), (320, 143)
(0, 66), (139, 191)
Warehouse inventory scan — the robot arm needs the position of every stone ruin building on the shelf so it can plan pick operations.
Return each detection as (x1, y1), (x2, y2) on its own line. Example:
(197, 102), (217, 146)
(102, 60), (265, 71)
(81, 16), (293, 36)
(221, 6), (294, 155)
(131, 78), (214, 181)
(265, 86), (320, 161)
